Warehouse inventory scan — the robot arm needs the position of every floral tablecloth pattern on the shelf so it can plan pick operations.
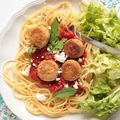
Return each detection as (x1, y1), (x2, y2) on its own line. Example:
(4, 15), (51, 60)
(0, 0), (120, 120)
(0, 95), (20, 120)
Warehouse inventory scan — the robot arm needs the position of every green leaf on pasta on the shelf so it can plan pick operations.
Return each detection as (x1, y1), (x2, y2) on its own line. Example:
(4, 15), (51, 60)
(52, 88), (77, 100)
(48, 19), (67, 52)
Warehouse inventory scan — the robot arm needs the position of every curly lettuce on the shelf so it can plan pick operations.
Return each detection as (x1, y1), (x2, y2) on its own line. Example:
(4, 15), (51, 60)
(79, 2), (120, 118)
(80, 85), (120, 117)
(91, 47), (120, 80)
(80, 47), (120, 117)
(79, 2), (120, 49)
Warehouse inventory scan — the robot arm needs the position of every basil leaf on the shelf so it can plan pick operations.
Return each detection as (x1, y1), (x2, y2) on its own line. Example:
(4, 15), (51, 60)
(52, 87), (77, 100)
(27, 45), (37, 54)
(50, 19), (59, 45)
(54, 38), (67, 50)
(48, 19), (67, 52)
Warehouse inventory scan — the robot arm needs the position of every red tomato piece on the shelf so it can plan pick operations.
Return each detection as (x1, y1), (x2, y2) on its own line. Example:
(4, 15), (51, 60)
(49, 85), (56, 92)
(63, 31), (75, 39)
(59, 28), (75, 40)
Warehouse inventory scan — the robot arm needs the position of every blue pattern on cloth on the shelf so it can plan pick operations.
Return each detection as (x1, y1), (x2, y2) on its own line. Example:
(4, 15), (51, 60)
(0, 95), (21, 120)
(0, 0), (120, 119)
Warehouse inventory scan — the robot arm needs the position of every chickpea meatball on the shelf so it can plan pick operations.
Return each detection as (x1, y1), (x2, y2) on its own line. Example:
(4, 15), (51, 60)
(61, 60), (81, 81)
(30, 26), (50, 48)
(64, 39), (84, 58)
(37, 60), (58, 82)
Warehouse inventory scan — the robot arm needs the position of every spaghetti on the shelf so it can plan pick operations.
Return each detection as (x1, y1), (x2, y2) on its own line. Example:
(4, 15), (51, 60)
(3, 2), (93, 117)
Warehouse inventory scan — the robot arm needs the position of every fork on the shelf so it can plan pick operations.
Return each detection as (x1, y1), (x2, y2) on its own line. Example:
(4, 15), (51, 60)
(77, 32), (120, 60)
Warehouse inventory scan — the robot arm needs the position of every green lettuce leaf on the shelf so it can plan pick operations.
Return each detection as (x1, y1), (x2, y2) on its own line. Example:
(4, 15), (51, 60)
(91, 47), (120, 80)
(80, 86), (120, 117)
(79, 3), (120, 116)
(79, 2), (120, 49)
(80, 48), (120, 117)
(91, 77), (112, 101)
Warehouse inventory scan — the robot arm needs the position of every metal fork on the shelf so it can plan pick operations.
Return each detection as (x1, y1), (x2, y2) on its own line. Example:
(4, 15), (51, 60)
(77, 32), (120, 60)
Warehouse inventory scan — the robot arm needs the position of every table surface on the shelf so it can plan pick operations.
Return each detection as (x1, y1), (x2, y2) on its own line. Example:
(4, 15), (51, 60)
(0, 0), (120, 120)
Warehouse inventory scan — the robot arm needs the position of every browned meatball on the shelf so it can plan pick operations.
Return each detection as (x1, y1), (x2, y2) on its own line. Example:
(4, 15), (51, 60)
(61, 60), (81, 81)
(37, 60), (59, 82)
(64, 39), (84, 58)
(30, 26), (50, 48)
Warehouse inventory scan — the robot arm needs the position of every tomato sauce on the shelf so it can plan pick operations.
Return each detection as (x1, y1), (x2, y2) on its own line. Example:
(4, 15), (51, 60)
(49, 77), (84, 95)
(29, 28), (85, 95)
(31, 47), (55, 65)
(49, 77), (67, 92)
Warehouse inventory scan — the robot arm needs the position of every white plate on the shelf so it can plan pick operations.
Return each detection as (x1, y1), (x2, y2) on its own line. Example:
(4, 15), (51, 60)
(0, 0), (119, 120)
